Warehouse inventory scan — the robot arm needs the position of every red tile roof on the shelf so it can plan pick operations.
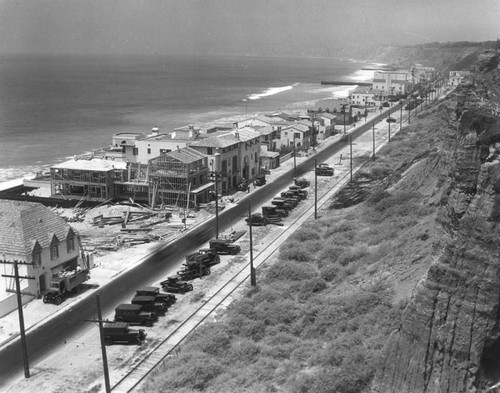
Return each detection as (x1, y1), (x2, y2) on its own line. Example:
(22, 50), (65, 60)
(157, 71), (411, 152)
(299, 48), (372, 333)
(0, 200), (72, 256)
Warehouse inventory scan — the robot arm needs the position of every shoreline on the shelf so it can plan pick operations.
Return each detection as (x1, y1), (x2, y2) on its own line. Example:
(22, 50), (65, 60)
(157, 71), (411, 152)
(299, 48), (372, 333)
(0, 59), (376, 184)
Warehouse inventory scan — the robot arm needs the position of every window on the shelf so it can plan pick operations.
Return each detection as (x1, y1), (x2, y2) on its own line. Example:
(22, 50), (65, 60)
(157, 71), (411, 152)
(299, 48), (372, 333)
(50, 244), (59, 260)
(133, 147), (138, 156)
(67, 237), (75, 253)
(207, 147), (213, 155)
(147, 148), (151, 154)
(32, 252), (41, 266)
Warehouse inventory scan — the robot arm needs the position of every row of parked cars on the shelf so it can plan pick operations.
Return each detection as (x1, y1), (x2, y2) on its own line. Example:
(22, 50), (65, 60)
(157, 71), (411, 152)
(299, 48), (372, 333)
(245, 177), (311, 226)
(103, 239), (242, 345)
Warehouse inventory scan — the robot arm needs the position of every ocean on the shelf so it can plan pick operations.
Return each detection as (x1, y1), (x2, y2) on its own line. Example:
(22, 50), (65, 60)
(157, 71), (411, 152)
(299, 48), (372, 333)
(0, 54), (374, 182)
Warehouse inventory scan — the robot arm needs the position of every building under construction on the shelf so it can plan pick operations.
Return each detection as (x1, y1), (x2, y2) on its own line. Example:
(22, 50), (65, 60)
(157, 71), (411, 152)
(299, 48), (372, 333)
(49, 147), (214, 208)
(147, 147), (213, 208)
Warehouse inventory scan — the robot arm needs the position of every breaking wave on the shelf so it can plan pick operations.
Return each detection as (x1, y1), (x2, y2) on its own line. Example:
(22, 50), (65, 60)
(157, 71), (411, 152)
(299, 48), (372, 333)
(247, 83), (299, 101)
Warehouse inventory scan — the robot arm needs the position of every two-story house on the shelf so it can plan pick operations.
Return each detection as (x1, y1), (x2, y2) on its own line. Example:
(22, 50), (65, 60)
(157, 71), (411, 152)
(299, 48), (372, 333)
(0, 200), (82, 317)
(189, 128), (261, 193)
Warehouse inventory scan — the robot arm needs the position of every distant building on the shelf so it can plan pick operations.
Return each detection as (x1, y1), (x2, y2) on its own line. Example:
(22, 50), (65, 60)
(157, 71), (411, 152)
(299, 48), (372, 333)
(0, 201), (81, 317)
(449, 71), (471, 87)
(349, 86), (376, 107)
(372, 70), (411, 97)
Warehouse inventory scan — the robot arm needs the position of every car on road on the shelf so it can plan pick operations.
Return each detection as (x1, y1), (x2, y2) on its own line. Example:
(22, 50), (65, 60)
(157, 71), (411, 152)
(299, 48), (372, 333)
(160, 276), (194, 294)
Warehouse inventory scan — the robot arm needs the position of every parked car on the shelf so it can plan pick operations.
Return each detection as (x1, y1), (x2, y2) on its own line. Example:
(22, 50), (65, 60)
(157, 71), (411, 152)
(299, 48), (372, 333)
(294, 177), (310, 188)
(209, 239), (241, 255)
(114, 304), (157, 327)
(160, 276), (194, 294)
(131, 295), (168, 316)
(245, 213), (269, 226)
(254, 174), (267, 186)
(288, 185), (308, 199)
(316, 163), (334, 176)
(102, 322), (146, 345)
(135, 286), (176, 308)
(262, 205), (288, 218)
(185, 248), (220, 267)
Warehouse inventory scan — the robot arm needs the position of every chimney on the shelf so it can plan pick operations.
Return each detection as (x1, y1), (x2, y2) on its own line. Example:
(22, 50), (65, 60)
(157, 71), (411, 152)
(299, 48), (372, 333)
(188, 124), (195, 138)
(151, 126), (159, 135)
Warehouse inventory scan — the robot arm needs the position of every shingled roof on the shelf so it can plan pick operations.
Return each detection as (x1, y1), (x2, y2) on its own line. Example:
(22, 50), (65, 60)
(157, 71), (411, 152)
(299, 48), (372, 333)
(0, 200), (73, 256)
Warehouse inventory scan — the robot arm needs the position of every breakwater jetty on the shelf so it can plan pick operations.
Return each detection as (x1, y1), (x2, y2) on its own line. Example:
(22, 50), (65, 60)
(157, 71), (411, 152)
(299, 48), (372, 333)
(320, 81), (372, 86)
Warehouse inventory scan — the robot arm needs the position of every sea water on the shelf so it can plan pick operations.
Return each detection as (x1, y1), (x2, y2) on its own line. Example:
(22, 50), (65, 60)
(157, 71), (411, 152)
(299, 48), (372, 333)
(0, 54), (374, 182)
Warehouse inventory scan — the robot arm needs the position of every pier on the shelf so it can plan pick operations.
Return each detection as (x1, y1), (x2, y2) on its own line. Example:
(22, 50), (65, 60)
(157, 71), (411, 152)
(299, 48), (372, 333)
(320, 81), (372, 86)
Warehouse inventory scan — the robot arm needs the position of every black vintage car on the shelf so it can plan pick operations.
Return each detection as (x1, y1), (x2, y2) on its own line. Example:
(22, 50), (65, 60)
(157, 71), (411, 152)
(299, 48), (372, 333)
(209, 239), (241, 255)
(160, 276), (194, 294)
(254, 174), (267, 186)
(316, 163), (334, 176)
(294, 177), (310, 188)
(114, 304), (157, 327)
(135, 286), (177, 308)
(103, 322), (146, 345)
(185, 248), (220, 267)
(131, 295), (168, 316)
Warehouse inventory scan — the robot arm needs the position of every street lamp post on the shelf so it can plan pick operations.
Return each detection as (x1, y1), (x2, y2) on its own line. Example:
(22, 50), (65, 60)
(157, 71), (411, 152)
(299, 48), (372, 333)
(293, 139), (297, 178)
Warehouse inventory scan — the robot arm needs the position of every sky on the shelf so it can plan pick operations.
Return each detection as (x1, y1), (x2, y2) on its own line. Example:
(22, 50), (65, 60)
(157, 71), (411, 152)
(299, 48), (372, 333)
(0, 0), (498, 56)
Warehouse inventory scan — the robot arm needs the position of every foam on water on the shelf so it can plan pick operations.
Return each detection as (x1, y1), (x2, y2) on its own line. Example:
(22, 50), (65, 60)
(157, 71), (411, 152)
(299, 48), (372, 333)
(247, 83), (298, 100)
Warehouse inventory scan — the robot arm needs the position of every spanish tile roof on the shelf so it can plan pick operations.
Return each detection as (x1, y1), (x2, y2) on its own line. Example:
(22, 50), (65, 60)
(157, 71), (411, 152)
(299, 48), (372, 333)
(165, 147), (207, 163)
(0, 200), (72, 256)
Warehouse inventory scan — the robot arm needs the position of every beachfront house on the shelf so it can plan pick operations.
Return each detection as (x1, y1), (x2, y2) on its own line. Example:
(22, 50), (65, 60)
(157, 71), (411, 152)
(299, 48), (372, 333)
(189, 127), (261, 193)
(316, 113), (337, 141)
(0, 200), (82, 317)
(131, 125), (205, 164)
(147, 147), (211, 208)
(50, 157), (127, 201)
(349, 86), (376, 108)
(235, 115), (292, 153)
(279, 123), (311, 153)
(372, 70), (411, 99)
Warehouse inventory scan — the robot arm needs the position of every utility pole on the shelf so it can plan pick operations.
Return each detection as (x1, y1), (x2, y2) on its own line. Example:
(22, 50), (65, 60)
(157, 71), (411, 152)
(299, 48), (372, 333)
(314, 159), (318, 219)
(293, 140), (297, 178)
(349, 135), (353, 182)
(209, 171), (222, 239)
(341, 104), (348, 134)
(1, 259), (35, 379)
(387, 109), (391, 142)
(96, 295), (111, 393)
(372, 121), (376, 160)
(399, 101), (403, 130)
(248, 201), (256, 286)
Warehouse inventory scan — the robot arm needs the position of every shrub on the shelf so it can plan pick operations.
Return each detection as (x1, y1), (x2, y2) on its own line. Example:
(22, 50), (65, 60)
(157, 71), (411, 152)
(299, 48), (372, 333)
(337, 245), (368, 266)
(290, 226), (321, 242)
(267, 260), (318, 282)
(319, 263), (343, 282)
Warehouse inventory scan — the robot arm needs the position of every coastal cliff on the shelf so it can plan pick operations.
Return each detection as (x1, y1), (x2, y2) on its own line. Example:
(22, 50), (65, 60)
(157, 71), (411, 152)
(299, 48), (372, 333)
(372, 64), (500, 393)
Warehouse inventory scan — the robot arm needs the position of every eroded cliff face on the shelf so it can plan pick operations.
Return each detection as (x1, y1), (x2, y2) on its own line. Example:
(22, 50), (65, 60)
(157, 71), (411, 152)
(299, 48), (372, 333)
(372, 86), (500, 392)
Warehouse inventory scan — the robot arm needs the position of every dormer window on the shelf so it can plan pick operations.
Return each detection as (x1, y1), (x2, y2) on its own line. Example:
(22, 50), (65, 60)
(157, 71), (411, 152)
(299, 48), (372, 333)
(33, 251), (41, 266)
(67, 236), (75, 253)
(50, 244), (59, 260)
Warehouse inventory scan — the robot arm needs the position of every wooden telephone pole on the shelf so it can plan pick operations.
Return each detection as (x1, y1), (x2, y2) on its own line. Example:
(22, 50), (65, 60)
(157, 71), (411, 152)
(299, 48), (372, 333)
(1, 259), (35, 378)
